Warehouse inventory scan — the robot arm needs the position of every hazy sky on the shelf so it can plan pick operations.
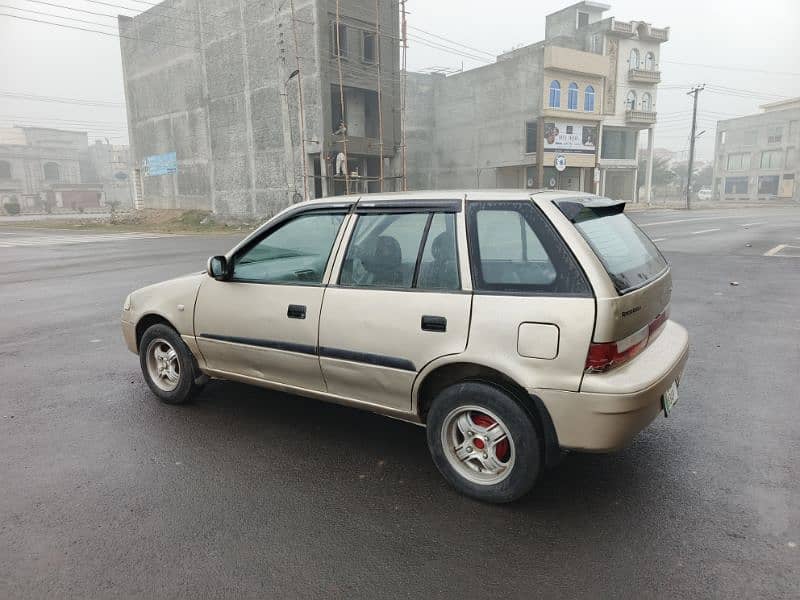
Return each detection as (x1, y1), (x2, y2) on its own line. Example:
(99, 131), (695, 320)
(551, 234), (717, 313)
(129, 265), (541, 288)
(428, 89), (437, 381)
(1, 0), (799, 160)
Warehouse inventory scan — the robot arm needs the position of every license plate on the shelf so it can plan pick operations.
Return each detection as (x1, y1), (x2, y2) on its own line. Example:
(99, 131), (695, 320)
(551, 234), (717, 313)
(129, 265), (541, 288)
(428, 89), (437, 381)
(662, 381), (679, 417)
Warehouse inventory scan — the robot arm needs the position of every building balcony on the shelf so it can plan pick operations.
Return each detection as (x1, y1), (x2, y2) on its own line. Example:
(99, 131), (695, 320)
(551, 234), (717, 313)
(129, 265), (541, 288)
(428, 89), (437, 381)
(608, 18), (670, 43)
(625, 109), (657, 124)
(628, 68), (661, 83)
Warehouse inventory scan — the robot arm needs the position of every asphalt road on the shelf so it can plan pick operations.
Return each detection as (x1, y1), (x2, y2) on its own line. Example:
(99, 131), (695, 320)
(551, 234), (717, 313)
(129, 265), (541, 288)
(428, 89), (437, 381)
(1, 207), (798, 599)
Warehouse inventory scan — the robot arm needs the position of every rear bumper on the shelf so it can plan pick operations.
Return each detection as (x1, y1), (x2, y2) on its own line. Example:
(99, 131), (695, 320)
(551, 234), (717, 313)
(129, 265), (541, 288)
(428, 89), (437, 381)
(536, 320), (689, 452)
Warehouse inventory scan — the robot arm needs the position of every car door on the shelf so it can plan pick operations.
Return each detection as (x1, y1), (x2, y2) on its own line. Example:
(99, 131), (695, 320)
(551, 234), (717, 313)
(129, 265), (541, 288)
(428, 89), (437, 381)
(194, 207), (349, 392)
(465, 199), (595, 392)
(318, 201), (471, 411)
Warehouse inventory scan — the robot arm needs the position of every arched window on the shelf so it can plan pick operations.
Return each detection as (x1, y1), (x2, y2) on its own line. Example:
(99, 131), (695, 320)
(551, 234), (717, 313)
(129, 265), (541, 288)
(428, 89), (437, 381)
(645, 51), (655, 71)
(584, 85), (595, 112)
(567, 82), (579, 110)
(626, 90), (637, 110)
(0, 161), (10, 179)
(548, 80), (561, 108)
(629, 48), (640, 69)
(43, 162), (60, 182)
(642, 92), (652, 112)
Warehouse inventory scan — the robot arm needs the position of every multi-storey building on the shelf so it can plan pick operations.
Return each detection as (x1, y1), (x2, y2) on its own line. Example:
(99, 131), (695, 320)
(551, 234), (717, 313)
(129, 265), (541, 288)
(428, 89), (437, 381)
(0, 126), (89, 209)
(119, 0), (401, 217)
(406, 1), (668, 202)
(712, 98), (799, 202)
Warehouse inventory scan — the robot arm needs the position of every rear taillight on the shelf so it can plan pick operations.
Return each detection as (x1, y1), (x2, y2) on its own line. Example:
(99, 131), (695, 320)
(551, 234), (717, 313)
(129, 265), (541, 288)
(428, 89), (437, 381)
(585, 308), (670, 373)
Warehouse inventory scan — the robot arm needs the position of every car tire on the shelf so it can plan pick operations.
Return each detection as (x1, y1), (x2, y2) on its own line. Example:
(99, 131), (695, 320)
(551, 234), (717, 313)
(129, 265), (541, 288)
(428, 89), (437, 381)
(426, 381), (542, 503)
(139, 323), (203, 405)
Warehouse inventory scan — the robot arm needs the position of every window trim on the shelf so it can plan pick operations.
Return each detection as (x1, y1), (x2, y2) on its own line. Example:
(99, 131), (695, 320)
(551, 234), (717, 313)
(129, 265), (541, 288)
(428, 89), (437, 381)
(331, 20), (348, 58)
(584, 85), (595, 112)
(361, 30), (376, 64)
(549, 80), (561, 108)
(465, 200), (592, 297)
(228, 207), (351, 287)
(335, 210), (463, 292)
(567, 82), (579, 111)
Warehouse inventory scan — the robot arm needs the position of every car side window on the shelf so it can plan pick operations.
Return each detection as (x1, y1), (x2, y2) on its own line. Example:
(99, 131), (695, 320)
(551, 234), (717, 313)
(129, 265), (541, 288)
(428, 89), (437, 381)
(417, 213), (460, 290)
(467, 201), (590, 295)
(339, 211), (460, 290)
(232, 212), (345, 284)
(339, 213), (428, 288)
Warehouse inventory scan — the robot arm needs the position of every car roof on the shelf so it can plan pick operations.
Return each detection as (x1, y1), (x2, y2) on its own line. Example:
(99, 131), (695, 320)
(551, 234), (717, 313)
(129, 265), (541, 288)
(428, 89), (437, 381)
(293, 189), (596, 207)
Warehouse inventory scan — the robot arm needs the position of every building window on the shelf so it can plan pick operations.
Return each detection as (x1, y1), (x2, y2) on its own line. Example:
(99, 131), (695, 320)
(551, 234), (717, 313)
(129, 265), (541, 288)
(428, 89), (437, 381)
(548, 81), (561, 108)
(724, 176), (748, 194)
(719, 131), (727, 145)
(0, 161), (10, 179)
(567, 82), (579, 110)
(629, 48), (640, 69)
(584, 85), (595, 112)
(766, 126), (782, 144)
(641, 92), (652, 112)
(786, 147), (796, 169)
(590, 34), (601, 54)
(644, 51), (655, 71)
(726, 153), (750, 171)
(525, 121), (538, 154)
(43, 162), (60, 181)
(760, 150), (782, 169)
(758, 175), (780, 195)
(625, 90), (637, 110)
(362, 31), (376, 64)
(331, 21), (347, 57)
(577, 11), (589, 27)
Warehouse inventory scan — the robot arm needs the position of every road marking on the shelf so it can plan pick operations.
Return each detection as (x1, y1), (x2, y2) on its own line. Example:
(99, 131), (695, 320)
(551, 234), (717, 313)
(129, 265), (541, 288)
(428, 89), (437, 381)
(764, 244), (800, 256)
(691, 228), (720, 235)
(638, 215), (755, 227)
(740, 222), (766, 227)
(0, 232), (172, 248)
(651, 238), (667, 242)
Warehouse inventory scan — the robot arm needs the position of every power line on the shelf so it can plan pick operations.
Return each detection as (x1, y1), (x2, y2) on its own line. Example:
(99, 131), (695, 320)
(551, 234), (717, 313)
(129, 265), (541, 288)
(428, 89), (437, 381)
(407, 25), (495, 58)
(661, 59), (800, 77)
(0, 91), (125, 107)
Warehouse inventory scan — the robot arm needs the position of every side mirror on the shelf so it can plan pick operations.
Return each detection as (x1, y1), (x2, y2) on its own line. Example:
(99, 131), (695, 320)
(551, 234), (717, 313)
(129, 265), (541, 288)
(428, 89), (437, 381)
(207, 255), (229, 280)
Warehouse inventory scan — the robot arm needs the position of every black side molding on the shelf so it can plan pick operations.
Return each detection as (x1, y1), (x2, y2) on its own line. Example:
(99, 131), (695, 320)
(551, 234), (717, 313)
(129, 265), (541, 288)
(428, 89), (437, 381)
(198, 333), (317, 356)
(319, 347), (416, 372)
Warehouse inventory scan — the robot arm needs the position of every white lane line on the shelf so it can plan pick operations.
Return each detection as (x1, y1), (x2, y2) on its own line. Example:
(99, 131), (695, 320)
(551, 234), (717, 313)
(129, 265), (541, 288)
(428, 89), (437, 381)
(691, 228), (721, 235)
(765, 244), (787, 256)
(651, 238), (667, 242)
(638, 215), (754, 227)
(740, 222), (766, 227)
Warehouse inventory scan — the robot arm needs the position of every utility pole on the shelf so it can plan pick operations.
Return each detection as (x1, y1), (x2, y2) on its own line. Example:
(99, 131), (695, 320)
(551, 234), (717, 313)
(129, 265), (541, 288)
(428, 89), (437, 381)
(686, 84), (704, 210)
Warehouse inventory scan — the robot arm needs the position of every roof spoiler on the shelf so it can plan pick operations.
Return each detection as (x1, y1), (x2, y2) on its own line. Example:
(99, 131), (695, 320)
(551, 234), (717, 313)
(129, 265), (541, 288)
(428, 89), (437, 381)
(554, 197), (626, 222)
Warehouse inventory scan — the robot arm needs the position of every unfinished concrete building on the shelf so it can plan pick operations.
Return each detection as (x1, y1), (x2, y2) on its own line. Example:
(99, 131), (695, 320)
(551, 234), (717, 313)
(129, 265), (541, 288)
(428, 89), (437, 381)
(120, 0), (401, 217)
(406, 1), (669, 202)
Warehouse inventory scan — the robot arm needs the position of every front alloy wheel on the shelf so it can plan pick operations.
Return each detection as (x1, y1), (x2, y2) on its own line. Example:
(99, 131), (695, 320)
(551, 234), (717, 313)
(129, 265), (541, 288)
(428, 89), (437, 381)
(145, 338), (181, 392)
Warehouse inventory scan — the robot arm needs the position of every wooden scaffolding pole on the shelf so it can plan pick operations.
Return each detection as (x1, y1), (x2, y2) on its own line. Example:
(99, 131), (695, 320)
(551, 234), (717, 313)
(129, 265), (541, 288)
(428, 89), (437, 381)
(335, 0), (350, 194)
(289, 0), (309, 201)
(400, 0), (408, 191)
(375, 0), (384, 192)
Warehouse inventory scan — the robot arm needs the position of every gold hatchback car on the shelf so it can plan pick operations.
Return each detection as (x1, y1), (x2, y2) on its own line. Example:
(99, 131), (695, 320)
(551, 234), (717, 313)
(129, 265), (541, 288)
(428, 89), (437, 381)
(122, 191), (688, 503)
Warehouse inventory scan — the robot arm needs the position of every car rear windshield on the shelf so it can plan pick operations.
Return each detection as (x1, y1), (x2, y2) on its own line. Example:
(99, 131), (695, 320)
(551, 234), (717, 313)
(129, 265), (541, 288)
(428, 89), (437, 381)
(570, 206), (667, 294)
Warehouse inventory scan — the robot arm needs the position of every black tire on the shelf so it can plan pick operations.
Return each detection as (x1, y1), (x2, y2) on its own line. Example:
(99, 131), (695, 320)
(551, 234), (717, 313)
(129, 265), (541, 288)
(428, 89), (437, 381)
(139, 323), (203, 405)
(426, 382), (542, 503)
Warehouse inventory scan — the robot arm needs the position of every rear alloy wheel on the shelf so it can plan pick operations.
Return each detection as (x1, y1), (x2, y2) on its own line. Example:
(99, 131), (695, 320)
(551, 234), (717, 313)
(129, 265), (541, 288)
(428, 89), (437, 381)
(139, 323), (202, 405)
(427, 382), (541, 503)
